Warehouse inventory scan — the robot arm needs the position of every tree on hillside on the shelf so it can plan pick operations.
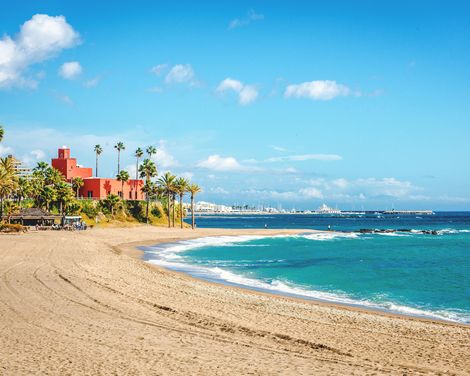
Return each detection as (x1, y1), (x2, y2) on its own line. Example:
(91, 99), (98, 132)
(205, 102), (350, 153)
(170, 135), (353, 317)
(187, 183), (201, 229)
(103, 193), (120, 216)
(139, 159), (157, 223)
(72, 177), (84, 199)
(114, 142), (125, 174)
(116, 170), (130, 199)
(158, 172), (176, 228)
(174, 177), (189, 229)
(0, 125), (4, 142)
(94, 145), (103, 177)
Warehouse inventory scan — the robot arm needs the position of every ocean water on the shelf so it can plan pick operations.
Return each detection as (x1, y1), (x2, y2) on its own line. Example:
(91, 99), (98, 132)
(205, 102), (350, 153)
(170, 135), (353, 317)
(141, 212), (470, 324)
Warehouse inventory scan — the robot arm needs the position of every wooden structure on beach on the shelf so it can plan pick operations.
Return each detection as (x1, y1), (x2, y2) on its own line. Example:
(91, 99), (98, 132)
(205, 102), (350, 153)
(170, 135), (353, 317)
(3, 208), (61, 227)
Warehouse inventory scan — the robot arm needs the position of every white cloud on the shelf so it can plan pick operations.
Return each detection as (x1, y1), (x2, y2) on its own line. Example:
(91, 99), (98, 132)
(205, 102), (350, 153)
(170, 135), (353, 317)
(0, 14), (80, 88)
(30, 149), (45, 160)
(332, 178), (349, 189)
(216, 78), (243, 92)
(153, 140), (178, 169)
(284, 80), (354, 101)
(20, 149), (47, 166)
(239, 85), (258, 105)
(299, 187), (324, 199)
(165, 64), (196, 85)
(197, 155), (259, 172)
(57, 94), (73, 105)
(216, 78), (258, 105)
(59, 61), (82, 79)
(229, 9), (264, 29)
(266, 154), (342, 162)
(0, 144), (13, 156)
(83, 76), (100, 88)
(270, 145), (287, 152)
(151, 63), (168, 76)
(210, 187), (229, 194)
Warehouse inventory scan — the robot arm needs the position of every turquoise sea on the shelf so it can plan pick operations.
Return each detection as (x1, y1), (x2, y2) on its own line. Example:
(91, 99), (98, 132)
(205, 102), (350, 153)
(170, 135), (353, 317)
(141, 212), (470, 323)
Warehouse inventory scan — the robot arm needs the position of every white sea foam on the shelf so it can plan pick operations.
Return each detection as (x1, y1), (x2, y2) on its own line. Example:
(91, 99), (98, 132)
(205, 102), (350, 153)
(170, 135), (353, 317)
(148, 256), (470, 324)
(376, 232), (410, 237)
(301, 232), (359, 241)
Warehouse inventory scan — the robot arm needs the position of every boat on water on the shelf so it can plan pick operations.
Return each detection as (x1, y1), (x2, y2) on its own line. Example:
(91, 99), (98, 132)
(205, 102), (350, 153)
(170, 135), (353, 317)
(312, 203), (342, 215)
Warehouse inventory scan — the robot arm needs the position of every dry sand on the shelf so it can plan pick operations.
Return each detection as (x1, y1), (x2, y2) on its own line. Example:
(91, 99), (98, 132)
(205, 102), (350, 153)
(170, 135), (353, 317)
(0, 225), (469, 375)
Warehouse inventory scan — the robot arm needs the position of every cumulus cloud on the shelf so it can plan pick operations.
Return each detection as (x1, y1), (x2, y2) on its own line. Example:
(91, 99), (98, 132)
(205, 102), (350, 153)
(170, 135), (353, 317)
(229, 9), (264, 29)
(153, 141), (178, 169)
(197, 155), (260, 172)
(58, 61), (82, 79)
(0, 14), (80, 88)
(284, 80), (354, 101)
(216, 78), (258, 105)
(165, 64), (196, 85)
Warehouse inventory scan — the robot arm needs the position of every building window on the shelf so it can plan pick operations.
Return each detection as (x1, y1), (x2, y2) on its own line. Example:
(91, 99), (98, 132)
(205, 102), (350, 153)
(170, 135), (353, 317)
(129, 191), (132, 199)
(87, 191), (93, 198)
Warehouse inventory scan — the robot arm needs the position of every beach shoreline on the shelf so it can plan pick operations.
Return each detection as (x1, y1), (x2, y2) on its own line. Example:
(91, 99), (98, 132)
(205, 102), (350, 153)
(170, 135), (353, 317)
(121, 231), (468, 327)
(1, 225), (469, 375)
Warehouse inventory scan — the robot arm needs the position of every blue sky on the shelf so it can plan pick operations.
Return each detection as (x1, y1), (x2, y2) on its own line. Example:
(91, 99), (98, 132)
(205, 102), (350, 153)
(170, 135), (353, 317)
(1, 1), (470, 210)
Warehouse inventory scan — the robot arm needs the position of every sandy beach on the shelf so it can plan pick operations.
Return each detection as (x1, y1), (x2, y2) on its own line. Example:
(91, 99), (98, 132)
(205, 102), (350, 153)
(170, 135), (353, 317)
(1, 226), (469, 375)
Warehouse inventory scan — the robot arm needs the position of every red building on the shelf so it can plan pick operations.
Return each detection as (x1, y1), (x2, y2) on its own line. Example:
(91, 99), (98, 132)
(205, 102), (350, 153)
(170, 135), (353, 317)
(52, 147), (144, 200)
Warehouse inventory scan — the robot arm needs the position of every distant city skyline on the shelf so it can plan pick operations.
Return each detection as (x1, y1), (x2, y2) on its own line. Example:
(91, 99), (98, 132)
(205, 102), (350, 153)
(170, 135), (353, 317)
(1, 1), (470, 210)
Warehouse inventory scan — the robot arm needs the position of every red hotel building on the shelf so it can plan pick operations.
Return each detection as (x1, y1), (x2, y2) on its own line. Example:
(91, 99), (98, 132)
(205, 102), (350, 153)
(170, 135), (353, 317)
(52, 147), (144, 200)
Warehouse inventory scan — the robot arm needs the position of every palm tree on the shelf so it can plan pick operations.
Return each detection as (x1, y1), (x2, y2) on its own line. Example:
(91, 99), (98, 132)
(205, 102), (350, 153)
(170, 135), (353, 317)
(116, 170), (130, 199)
(40, 186), (56, 212)
(139, 159), (157, 223)
(103, 193), (120, 216)
(134, 148), (144, 180)
(146, 145), (157, 159)
(134, 148), (144, 199)
(114, 142), (125, 174)
(55, 181), (74, 216)
(0, 125), (4, 142)
(72, 177), (84, 199)
(157, 172), (176, 228)
(0, 157), (18, 218)
(174, 177), (189, 229)
(187, 183), (201, 229)
(4, 201), (19, 224)
(34, 161), (49, 173)
(94, 145), (103, 177)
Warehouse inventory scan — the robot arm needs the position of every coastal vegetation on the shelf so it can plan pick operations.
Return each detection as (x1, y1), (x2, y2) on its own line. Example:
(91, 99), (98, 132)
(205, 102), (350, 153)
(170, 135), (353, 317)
(0, 126), (201, 229)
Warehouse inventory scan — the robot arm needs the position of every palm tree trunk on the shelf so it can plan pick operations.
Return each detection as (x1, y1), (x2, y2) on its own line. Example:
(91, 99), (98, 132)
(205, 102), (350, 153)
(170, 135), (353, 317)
(167, 192), (171, 227)
(117, 151), (120, 174)
(96, 154), (98, 177)
(179, 194), (183, 229)
(172, 196), (175, 227)
(191, 194), (195, 229)
(121, 181), (124, 199)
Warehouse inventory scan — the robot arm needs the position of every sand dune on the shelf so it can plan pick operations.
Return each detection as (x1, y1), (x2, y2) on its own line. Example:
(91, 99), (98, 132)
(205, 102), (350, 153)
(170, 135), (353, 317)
(1, 226), (469, 375)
